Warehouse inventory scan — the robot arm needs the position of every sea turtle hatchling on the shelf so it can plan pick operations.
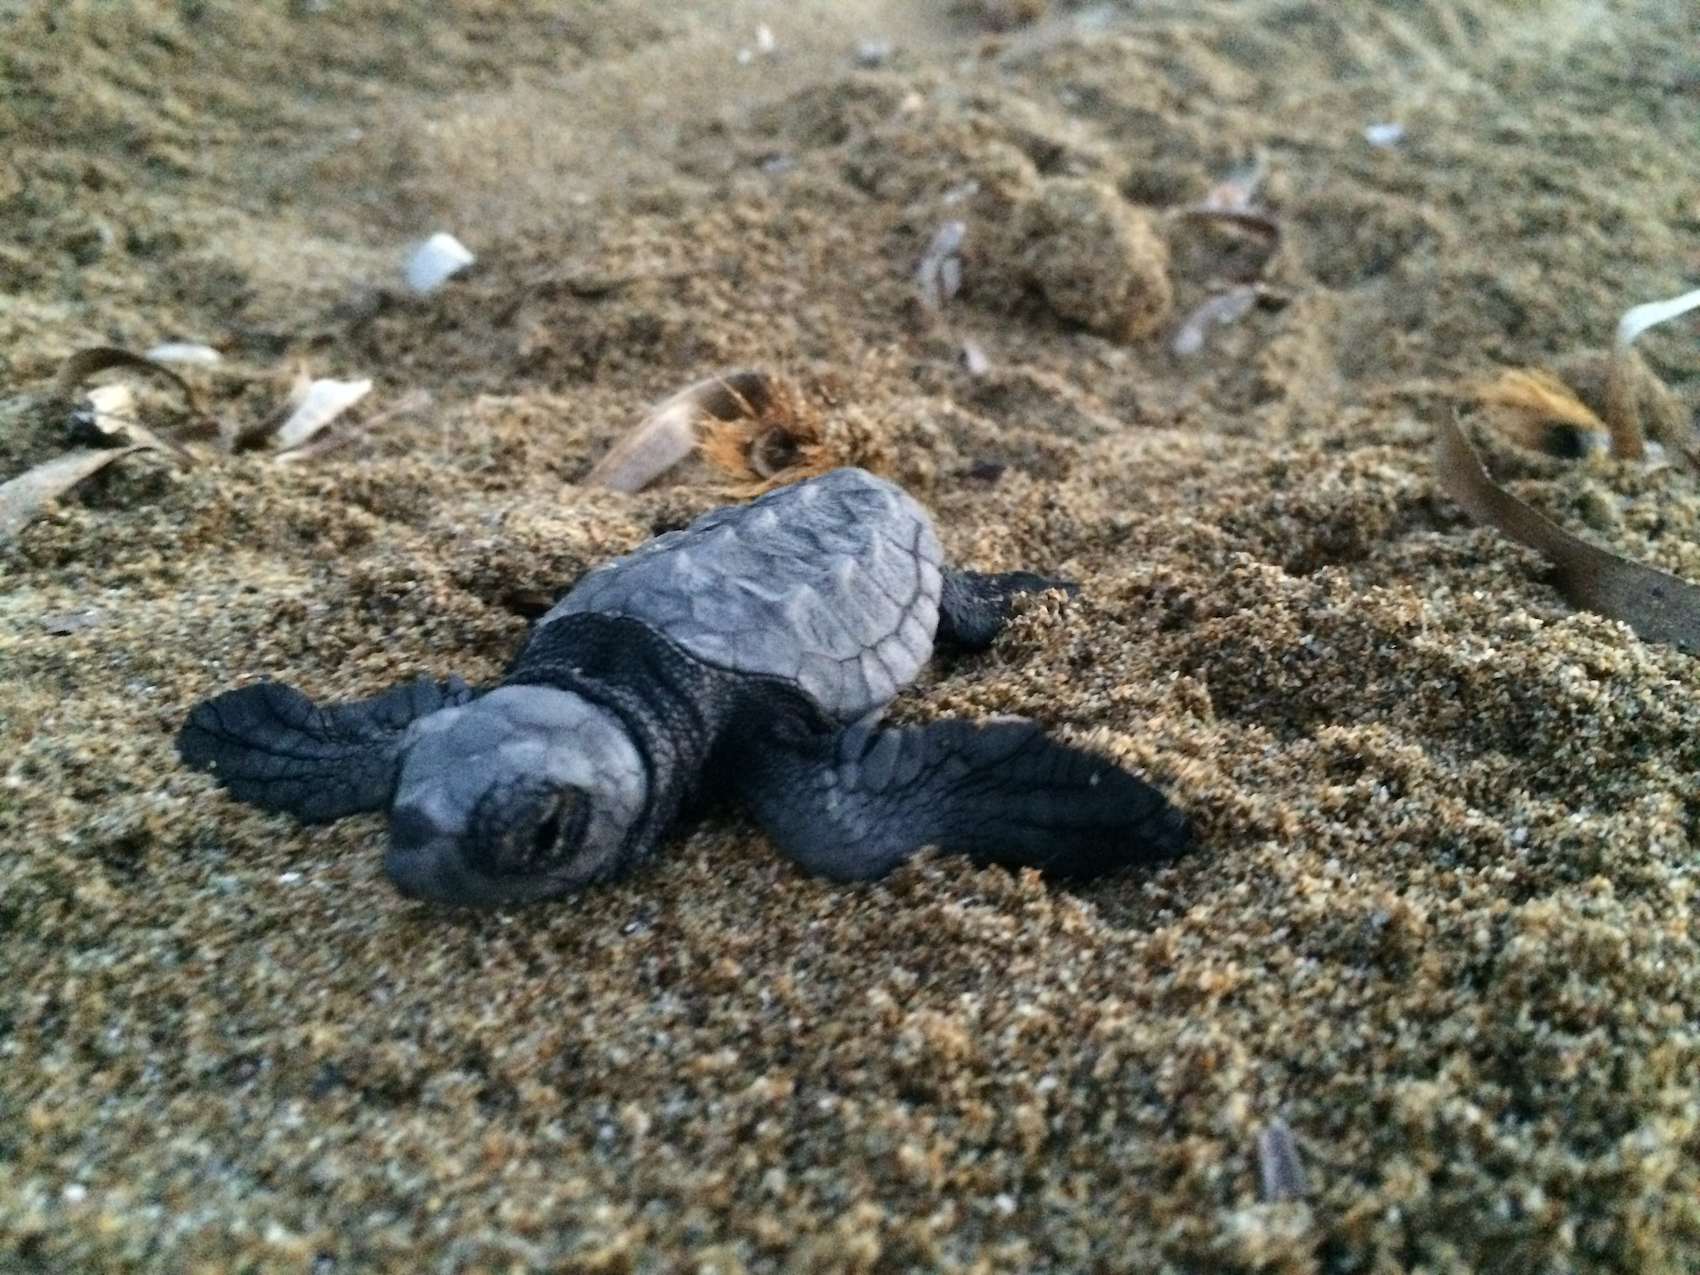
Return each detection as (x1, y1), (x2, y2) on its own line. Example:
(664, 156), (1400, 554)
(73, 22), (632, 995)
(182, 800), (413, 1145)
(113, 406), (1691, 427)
(178, 468), (1189, 906)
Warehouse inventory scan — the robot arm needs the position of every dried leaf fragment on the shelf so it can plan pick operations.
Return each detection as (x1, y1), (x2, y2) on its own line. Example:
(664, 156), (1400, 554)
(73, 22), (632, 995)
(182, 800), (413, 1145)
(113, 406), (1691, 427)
(78, 384), (138, 443)
(1177, 204), (1281, 244)
(54, 346), (210, 461)
(1435, 418), (1700, 653)
(1257, 1121), (1308, 1203)
(585, 370), (775, 493)
(0, 447), (143, 543)
(56, 347), (207, 415)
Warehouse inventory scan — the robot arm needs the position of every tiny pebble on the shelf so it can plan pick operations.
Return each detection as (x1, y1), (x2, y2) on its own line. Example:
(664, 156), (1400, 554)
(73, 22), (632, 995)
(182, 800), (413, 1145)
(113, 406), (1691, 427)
(854, 38), (893, 67)
(41, 608), (106, 635)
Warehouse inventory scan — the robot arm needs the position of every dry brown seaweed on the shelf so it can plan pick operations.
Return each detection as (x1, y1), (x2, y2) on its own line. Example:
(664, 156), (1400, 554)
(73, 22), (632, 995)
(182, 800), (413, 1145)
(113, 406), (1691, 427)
(1473, 367), (1609, 457)
(54, 347), (207, 414)
(1435, 418), (1700, 653)
(1605, 287), (1700, 461)
(55, 347), (208, 461)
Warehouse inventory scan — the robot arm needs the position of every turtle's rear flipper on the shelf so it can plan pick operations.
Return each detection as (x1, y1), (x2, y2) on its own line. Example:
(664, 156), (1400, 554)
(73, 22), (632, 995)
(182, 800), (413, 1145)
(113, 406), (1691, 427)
(177, 677), (474, 823)
(937, 568), (1079, 651)
(737, 716), (1189, 882)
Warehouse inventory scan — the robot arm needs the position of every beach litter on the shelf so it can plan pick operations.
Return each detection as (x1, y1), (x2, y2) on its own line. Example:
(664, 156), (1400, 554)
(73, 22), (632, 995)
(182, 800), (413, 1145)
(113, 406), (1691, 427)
(1472, 286), (1699, 467)
(916, 220), (967, 313)
(585, 370), (883, 496)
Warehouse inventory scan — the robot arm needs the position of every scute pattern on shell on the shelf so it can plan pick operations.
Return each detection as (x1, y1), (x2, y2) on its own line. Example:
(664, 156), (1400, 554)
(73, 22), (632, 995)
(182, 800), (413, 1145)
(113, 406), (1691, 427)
(546, 469), (944, 721)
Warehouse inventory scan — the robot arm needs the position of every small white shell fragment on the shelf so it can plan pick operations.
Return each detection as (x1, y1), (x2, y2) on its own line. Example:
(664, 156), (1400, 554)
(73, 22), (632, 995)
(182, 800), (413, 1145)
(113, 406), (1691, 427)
(1363, 122), (1405, 147)
(854, 38), (893, 67)
(144, 342), (223, 366)
(272, 377), (372, 452)
(404, 232), (475, 295)
(1616, 286), (1700, 350)
(83, 384), (137, 440)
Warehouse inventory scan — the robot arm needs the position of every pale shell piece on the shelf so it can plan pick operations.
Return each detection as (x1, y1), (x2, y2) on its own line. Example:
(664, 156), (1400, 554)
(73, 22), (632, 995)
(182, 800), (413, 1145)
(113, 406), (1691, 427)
(145, 342), (223, 366)
(1616, 287), (1700, 350)
(1363, 122), (1405, 148)
(405, 232), (476, 295)
(272, 378), (372, 452)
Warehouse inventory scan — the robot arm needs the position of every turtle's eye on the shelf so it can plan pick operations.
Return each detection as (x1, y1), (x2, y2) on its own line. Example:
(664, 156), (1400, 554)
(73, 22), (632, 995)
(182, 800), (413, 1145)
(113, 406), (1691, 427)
(476, 785), (588, 877)
(523, 788), (586, 871)
(532, 807), (565, 860)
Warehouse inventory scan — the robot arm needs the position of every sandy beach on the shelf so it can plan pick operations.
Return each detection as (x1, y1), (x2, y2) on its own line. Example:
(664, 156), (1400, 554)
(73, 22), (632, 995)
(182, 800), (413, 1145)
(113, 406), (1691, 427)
(4, 1), (1699, 1269)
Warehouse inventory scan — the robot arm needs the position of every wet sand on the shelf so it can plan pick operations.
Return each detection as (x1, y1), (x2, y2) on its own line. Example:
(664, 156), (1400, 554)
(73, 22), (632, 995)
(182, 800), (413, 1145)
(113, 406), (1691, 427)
(4, 1), (1700, 1270)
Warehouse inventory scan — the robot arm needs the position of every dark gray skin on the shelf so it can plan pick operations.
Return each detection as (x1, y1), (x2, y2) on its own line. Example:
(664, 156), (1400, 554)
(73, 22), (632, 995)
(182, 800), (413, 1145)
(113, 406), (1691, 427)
(178, 468), (1189, 906)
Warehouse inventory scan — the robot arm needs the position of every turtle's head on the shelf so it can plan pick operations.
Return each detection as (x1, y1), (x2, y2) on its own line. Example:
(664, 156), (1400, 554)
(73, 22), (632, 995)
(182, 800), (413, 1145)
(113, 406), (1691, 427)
(385, 686), (649, 906)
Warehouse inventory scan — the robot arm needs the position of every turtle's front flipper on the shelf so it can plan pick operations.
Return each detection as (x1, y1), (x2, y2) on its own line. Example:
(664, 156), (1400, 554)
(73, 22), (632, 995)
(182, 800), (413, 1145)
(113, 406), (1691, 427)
(735, 712), (1188, 882)
(177, 677), (475, 823)
(938, 568), (1079, 651)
